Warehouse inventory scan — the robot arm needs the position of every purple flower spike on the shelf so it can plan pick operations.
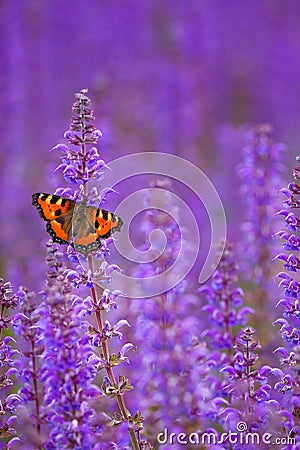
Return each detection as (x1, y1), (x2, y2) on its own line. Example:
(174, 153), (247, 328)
(238, 124), (284, 284)
(0, 279), (26, 447)
(200, 243), (252, 358)
(53, 90), (108, 192)
(273, 154), (300, 438)
(221, 326), (280, 434)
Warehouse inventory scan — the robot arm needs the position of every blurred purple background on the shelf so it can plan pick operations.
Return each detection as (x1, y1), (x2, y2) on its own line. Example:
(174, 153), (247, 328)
(1, 0), (300, 287)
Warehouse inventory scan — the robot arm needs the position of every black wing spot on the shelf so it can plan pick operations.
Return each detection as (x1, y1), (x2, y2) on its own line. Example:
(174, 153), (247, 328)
(95, 220), (99, 229)
(102, 210), (108, 220)
(50, 195), (60, 204)
(61, 198), (67, 207)
(55, 208), (62, 217)
(41, 194), (48, 201)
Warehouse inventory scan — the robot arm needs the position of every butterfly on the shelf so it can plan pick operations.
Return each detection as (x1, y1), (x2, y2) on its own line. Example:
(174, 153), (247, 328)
(32, 193), (123, 257)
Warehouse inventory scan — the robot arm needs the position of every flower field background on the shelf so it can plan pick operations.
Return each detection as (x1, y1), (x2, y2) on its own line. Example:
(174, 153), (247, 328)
(1, 1), (300, 449)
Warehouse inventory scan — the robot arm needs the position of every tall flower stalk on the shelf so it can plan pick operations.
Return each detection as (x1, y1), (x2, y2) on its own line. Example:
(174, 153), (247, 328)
(0, 279), (25, 449)
(238, 124), (285, 356)
(238, 124), (285, 286)
(200, 243), (254, 365)
(51, 89), (146, 449)
(198, 244), (253, 425)
(125, 180), (201, 438)
(221, 326), (282, 445)
(273, 155), (300, 443)
(13, 288), (45, 447)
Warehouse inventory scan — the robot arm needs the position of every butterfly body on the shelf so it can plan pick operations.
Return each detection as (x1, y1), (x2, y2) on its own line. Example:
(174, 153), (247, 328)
(32, 193), (123, 256)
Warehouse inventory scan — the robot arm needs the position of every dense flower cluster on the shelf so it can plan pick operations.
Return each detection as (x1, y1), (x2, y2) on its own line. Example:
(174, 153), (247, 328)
(2, 87), (300, 448)
(2, 4), (300, 447)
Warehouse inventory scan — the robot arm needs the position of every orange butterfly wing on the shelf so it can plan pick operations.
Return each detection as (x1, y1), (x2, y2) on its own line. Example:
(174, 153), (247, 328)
(32, 193), (75, 244)
(94, 208), (123, 238)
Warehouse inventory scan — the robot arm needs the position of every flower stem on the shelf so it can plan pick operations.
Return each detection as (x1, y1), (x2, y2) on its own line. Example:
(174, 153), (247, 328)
(0, 303), (5, 338)
(88, 256), (140, 450)
(31, 338), (41, 435)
